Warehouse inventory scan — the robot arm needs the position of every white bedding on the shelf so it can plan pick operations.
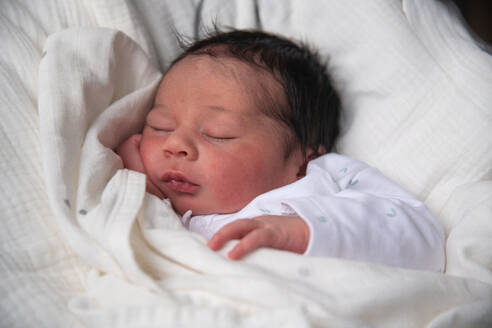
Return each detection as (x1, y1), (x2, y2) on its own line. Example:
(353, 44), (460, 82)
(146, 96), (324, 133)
(1, 0), (491, 327)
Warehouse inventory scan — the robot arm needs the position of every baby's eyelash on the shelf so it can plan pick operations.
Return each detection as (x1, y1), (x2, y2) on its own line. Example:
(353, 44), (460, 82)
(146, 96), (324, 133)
(203, 134), (236, 142)
(150, 126), (173, 133)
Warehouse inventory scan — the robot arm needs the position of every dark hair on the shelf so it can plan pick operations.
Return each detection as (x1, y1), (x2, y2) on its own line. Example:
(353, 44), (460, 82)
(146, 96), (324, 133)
(171, 29), (340, 157)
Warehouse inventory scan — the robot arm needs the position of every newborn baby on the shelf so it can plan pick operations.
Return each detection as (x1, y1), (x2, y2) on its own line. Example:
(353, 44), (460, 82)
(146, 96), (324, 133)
(117, 29), (445, 271)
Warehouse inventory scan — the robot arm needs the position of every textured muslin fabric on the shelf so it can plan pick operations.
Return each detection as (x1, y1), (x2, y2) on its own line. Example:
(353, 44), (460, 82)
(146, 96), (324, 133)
(38, 28), (162, 283)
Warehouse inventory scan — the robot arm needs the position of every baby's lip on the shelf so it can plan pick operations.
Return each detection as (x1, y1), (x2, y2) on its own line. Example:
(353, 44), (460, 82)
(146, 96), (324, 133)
(161, 171), (199, 194)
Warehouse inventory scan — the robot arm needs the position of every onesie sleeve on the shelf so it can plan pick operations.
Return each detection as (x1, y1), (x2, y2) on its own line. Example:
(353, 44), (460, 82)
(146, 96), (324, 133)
(282, 154), (446, 272)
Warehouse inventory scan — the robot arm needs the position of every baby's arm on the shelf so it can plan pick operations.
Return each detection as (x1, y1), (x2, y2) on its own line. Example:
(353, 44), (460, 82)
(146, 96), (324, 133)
(116, 134), (166, 199)
(207, 216), (309, 260)
(284, 154), (446, 271)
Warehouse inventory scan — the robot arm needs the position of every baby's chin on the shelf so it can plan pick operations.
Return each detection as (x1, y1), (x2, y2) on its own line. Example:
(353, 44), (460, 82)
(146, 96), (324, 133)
(171, 198), (246, 217)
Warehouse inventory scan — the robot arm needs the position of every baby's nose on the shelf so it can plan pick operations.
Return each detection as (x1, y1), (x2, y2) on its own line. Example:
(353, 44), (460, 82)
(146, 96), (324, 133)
(162, 132), (198, 160)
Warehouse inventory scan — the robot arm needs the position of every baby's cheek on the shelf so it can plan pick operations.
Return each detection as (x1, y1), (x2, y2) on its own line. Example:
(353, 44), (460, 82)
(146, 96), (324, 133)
(209, 156), (267, 202)
(139, 141), (155, 170)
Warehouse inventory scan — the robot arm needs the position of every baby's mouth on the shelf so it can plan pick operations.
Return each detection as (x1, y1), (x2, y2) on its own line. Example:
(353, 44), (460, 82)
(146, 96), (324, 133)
(161, 172), (199, 194)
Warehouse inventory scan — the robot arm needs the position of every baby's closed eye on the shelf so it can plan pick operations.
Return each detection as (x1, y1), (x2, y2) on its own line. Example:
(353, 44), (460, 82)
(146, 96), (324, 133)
(202, 132), (237, 142)
(149, 126), (174, 133)
(201, 125), (240, 142)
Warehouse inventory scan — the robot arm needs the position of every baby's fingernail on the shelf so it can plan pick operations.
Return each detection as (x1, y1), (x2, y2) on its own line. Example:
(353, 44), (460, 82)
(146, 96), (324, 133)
(207, 240), (217, 250)
(228, 248), (241, 260)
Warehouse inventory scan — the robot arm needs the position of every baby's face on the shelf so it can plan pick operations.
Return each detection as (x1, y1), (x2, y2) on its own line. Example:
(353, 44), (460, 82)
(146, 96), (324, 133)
(139, 55), (303, 215)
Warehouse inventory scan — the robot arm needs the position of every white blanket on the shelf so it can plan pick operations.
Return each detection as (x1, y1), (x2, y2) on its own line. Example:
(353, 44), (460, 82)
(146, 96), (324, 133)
(1, 0), (492, 327)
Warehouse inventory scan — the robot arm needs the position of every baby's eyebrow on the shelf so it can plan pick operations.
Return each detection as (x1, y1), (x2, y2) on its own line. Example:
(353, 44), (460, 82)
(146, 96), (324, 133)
(146, 107), (172, 123)
(204, 106), (250, 122)
(206, 105), (230, 113)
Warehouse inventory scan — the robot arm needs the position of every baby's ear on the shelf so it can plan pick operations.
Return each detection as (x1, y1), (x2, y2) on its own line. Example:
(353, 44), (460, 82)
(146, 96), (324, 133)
(296, 147), (323, 178)
(306, 145), (326, 161)
(315, 145), (327, 156)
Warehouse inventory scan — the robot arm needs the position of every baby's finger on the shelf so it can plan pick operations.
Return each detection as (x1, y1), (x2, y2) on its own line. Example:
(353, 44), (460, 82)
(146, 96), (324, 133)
(116, 134), (142, 154)
(130, 133), (143, 145)
(228, 228), (274, 260)
(124, 133), (142, 147)
(117, 137), (146, 172)
(207, 219), (259, 251)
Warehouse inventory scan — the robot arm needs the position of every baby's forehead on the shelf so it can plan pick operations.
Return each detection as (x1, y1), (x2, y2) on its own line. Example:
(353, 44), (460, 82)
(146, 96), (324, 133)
(161, 54), (286, 111)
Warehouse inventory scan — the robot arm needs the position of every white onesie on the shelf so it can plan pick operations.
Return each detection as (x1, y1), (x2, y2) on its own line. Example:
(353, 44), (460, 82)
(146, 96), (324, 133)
(184, 153), (445, 272)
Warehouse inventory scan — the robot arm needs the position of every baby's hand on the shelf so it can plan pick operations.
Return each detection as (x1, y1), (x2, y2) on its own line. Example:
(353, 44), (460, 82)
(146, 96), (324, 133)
(116, 134), (146, 173)
(207, 216), (310, 260)
(116, 134), (166, 199)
